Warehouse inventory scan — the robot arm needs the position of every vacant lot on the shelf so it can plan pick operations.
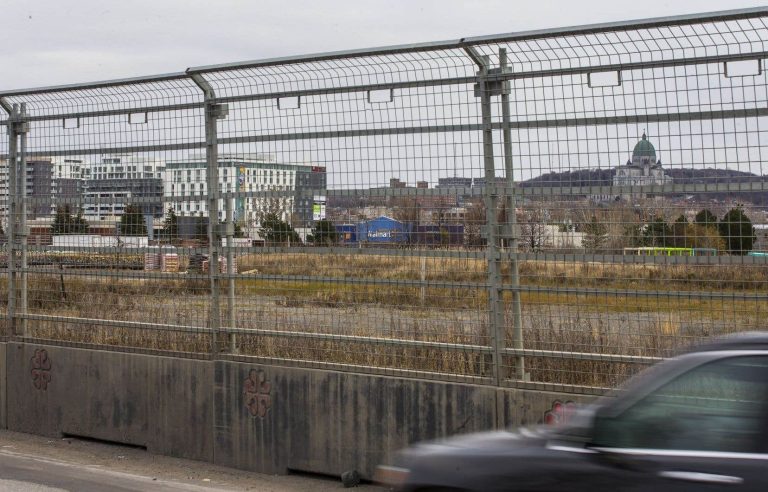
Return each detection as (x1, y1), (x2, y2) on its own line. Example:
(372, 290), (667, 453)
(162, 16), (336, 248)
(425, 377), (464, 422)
(7, 251), (766, 387)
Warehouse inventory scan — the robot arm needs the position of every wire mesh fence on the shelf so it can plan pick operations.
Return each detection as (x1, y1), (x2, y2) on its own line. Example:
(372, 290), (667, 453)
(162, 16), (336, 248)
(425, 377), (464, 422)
(1, 8), (767, 392)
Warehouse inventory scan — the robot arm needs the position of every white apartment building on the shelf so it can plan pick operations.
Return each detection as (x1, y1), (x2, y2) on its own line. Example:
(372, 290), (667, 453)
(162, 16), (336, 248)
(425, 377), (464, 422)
(164, 154), (315, 229)
(89, 154), (165, 180)
(82, 155), (166, 220)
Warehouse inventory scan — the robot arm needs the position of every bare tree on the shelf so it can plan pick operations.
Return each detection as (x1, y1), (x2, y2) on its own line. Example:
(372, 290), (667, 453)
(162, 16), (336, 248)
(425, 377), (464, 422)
(518, 207), (550, 252)
(463, 199), (486, 247)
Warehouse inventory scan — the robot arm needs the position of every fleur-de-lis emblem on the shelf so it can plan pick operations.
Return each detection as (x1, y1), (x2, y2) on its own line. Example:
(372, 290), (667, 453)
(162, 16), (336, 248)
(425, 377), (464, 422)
(543, 400), (576, 426)
(243, 369), (272, 418)
(31, 349), (52, 391)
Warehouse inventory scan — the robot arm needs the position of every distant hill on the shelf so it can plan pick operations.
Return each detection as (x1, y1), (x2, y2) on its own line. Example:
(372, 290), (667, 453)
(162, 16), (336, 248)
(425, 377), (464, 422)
(521, 168), (768, 204)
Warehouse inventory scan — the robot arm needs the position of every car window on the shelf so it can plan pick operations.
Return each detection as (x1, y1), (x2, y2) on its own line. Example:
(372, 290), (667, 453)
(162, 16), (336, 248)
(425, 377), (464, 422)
(593, 355), (768, 453)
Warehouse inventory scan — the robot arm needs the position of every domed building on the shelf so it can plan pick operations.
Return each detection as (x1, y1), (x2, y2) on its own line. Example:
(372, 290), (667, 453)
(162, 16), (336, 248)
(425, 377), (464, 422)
(613, 133), (673, 190)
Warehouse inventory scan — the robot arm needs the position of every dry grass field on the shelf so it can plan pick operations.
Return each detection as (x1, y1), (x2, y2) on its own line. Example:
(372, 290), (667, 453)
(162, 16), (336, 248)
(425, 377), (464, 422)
(4, 251), (765, 388)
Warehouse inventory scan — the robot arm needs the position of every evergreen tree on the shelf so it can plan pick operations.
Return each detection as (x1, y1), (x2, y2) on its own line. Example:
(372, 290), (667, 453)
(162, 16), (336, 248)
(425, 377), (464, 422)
(51, 205), (89, 234)
(259, 213), (300, 245)
(694, 209), (718, 229)
(581, 215), (608, 252)
(671, 214), (689, 248)
(641, 216), (672, 247)
(309, 220), (338, 246)
(119, 204), (147, 236)
(719, 207), (756, 255)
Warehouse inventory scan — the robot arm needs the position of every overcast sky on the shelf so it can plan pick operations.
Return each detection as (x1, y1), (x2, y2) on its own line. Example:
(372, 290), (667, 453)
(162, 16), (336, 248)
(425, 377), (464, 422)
(2, 0), (767, 91)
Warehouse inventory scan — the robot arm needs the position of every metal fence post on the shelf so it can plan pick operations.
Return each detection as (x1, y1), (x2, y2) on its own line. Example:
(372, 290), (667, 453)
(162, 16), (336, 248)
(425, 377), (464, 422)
(498, 48), (526, 381)
(466, 47), (506, 386)
(17, 103), (28, 338)
(6, 104), (18, 337)
(190, 74), (230, 357)
(225, 193), (236, 353)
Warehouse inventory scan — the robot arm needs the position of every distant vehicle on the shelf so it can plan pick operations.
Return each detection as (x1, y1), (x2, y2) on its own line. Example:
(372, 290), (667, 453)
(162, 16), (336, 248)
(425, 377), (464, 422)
(377, 332), (768, 491)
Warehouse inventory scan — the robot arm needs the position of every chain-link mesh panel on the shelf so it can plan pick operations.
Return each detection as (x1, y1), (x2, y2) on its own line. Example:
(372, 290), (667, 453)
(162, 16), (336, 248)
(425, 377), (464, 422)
(0, 108), (8, 339)
(2, 78), (212, 357)
(2, 8), (767, 388)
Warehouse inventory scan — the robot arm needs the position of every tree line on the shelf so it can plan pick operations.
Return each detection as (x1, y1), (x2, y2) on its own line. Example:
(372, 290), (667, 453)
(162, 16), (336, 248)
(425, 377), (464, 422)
(582, 206), (757, 255)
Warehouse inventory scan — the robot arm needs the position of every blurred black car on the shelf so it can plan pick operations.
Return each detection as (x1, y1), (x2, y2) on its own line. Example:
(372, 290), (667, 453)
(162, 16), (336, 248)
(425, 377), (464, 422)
(377, 333), (768, 491)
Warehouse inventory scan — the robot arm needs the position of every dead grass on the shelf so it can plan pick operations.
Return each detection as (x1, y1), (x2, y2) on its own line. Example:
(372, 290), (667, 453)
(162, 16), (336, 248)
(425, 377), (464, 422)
(1, 251), (764, 388)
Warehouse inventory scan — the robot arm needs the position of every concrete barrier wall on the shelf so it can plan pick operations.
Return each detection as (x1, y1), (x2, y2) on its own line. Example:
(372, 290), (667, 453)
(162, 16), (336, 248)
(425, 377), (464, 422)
(213, 361), (499, 476)
(5, 343), (214, 463)
(1, 342), (595, 479)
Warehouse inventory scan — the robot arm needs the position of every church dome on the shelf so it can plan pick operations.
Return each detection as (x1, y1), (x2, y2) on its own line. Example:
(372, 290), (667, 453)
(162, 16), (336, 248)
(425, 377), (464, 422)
(632, 133), (656, 161)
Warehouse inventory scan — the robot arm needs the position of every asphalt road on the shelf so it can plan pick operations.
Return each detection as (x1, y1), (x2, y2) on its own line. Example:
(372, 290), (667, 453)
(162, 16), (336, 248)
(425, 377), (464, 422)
(0, 430), (387, 492)
(0, 449), (219, 491)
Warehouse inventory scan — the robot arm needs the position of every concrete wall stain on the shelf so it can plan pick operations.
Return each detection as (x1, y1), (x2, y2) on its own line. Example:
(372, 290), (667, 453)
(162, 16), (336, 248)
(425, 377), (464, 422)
(30, 349), (52, 391)
(243, 369), (272, 418)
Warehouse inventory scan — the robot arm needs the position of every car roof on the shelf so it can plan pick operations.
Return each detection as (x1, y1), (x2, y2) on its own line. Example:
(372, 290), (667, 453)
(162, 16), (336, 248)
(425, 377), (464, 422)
(693, 332), (768, 352)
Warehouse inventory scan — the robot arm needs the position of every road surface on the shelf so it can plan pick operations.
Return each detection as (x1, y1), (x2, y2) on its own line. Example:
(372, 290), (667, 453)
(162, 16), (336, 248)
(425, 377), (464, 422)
(0, 430), (387, 492)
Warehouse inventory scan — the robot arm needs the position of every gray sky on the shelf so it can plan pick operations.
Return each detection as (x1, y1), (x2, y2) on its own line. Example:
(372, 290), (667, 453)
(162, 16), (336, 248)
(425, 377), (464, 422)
(2, 0), (767, 91)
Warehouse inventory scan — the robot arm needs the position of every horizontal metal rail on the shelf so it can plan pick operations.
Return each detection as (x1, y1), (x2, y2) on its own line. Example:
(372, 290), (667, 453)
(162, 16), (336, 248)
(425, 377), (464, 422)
(21, 267), (212, 282)
(511, 252), (768, 266)
(17, 247), (768, 272)
(500, 108), (768, 131)
(20, 101), (205, 123)
(220, 353), (494, 385)
(14, 337), (214, 361)
(223, 326), (492, 353)
(19, 140), (206, 158)
(504, 285), (768, 302)
(19, 313), (210, 334)
(213, 106), (768, 146)
(18, 313), (490, 353)
(18, 267), (488, 291)
(501, 378), (611, 396)
(0, 71), (193, 98)
(503, 347), (662, 364)
(214, 76), (477, 105)
(24, 244), (485, 260)
(17, 180), (768, 211)
(483, 51), (768, 83)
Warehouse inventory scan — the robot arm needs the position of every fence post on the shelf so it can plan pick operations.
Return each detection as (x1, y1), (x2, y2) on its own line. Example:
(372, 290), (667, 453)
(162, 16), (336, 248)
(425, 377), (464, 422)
(190, 74), (230, 357)
(17, 103), (28, 338)
(225, 192), (236, 353)
(466, 47), (506, 387)
(6, 104), (18, 337)
(498, 48), (526, 382)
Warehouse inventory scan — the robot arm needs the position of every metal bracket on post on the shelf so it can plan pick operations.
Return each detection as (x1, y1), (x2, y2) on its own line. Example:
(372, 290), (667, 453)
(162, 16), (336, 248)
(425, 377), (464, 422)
(189, 73), (233, 357)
